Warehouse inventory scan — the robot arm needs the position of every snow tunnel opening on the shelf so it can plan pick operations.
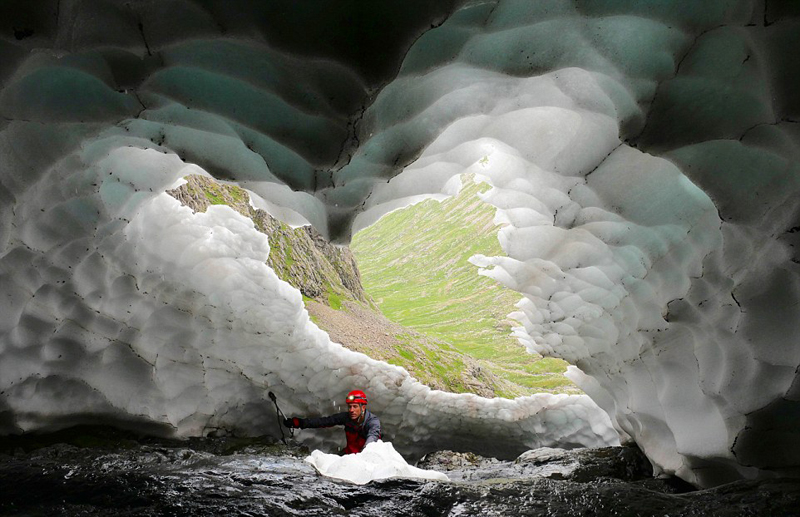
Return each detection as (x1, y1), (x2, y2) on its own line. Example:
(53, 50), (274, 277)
(162, 164), (579, 401)
(130, 96), (641, 411)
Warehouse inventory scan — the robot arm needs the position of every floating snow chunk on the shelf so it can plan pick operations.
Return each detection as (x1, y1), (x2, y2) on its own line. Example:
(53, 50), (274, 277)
(305, 441), (450, 485)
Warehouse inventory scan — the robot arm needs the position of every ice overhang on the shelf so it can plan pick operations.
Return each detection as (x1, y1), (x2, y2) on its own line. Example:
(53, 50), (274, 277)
(1, 0), (799, 489)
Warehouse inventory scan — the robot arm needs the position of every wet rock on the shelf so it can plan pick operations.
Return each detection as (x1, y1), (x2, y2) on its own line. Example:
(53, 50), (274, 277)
(517, 445), (655, 483)
(417, 450), (502, 471)
(419, 445), (666, 487)
(1, 433), (798, 516)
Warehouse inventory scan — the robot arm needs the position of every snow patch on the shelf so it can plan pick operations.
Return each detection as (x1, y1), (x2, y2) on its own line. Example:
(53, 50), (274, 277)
(305, 441), (450, 485)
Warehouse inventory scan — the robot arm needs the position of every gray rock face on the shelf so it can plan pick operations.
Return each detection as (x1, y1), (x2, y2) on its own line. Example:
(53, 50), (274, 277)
(418, 446), (657, 485)
(2, 432), (796, 516)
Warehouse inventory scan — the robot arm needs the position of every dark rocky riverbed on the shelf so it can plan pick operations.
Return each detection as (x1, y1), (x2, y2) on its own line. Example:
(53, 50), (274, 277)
(1, 427), (798, 516)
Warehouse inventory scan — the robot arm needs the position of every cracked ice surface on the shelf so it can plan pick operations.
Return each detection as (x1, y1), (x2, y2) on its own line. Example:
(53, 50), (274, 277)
(1, 0), (799, 488)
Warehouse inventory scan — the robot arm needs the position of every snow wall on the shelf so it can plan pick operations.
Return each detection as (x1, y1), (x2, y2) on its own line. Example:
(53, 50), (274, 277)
(1, 1), (799, 488)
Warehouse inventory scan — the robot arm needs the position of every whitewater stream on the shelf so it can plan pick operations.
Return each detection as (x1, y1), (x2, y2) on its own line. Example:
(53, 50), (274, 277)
(1, 428), (798, 516)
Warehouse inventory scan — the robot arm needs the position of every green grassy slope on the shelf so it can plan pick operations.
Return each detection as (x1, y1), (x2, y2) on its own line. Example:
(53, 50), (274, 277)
(352, 175), (579, 396)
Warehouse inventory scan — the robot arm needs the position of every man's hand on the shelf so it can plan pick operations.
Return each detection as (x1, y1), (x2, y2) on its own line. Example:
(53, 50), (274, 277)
(283, 417), (302, 429)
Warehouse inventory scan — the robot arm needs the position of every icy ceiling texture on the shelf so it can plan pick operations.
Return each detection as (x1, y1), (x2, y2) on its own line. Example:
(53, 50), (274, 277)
(0, 0), (798, 488)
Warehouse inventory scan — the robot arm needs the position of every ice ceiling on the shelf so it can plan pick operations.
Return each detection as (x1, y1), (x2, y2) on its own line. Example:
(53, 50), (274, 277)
(1, 0), (799, 488)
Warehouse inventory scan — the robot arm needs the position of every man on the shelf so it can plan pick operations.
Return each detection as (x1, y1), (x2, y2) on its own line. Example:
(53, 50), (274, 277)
(284, 389), (381, 454)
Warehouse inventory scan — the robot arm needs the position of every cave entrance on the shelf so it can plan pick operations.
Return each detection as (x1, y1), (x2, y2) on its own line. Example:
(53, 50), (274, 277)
(167, 170), (578, 399)
(320, 172), (578, 399)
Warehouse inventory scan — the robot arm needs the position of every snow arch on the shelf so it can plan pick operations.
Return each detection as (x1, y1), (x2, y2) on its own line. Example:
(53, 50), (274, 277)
(1, 0), (799, 487)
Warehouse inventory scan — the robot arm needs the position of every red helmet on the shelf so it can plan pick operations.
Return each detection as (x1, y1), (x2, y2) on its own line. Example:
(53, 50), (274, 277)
(346, 390), (368, 405)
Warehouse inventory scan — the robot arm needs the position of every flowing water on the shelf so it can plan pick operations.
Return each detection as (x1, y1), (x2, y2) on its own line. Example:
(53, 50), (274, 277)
(1, 427), (798, 516)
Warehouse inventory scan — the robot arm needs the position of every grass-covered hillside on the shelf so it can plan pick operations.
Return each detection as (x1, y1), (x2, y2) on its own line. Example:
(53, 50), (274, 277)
(352, 174), (579, 396)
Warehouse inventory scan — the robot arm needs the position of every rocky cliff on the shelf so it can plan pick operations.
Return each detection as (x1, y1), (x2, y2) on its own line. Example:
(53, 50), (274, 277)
(167, 175), (371, 308)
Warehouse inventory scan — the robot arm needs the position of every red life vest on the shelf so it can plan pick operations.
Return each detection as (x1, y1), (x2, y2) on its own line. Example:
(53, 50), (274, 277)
(343, 409), (381, 454)
(344, 426), (367, 454)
